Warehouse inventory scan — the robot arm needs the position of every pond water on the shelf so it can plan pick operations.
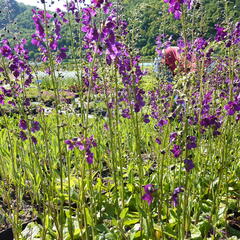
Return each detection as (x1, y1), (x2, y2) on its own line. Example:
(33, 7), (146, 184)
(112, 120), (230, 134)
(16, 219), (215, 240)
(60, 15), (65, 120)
(141, 62), (153, 67)
(35, 63), (153, 80)
(35, 71), (79, 79)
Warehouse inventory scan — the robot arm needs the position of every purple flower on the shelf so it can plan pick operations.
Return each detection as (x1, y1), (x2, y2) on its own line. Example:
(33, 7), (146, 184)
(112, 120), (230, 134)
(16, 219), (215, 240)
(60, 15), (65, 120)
(184, 159), (195, 172)
(65, 0), (77, 13)
(231, 21), (240, 45)
(19, 131), (27, 141)
(143, 114), (150, 123)
(85, 150), (94, 164)
(134, 88), (145, 113)
(200, 114), (221, 130)
(19, 119), (28, 130)
(50, 39), (58, 51)
(224, 101), (240, 116)
(155, 138), (161, 145)
(202, 91), (212, 105)
(142, 184), (156, 205)
(122, 108), (130, 119)
(156, 34), (172, 56)
(64, 136), (97, 164)
(24, 98), (31, 107)
(65, 139), (75, 150)
(82, 7), (96, 25)
(31, 136), (37, 145)
(215, 25), (228, 42)
(171, 186), (184, 207)
(31, 121), (40, 133)
(186, 136), (197, 150)
(56, 47), (68, 63)
(32, 10), (46, 38)
(171, 145), (182, 158)
(163, 0), (193, 20)
(157, 119), (168, 127)
(0, 40), (12, 58)
(75, 140), (85, 150)
(0, 95), (4, 105)
(194, 37), (208, 51)
(170, 132), (178, 142)
(31, 36), (41, 47)
(104, 123), (109, 130)
(56, 8), (68, 23)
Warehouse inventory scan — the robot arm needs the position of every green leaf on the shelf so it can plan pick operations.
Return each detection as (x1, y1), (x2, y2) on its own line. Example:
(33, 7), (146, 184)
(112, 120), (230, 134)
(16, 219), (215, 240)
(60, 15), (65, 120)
(191, 225), (202, 240)
(132, 231), (141, 239)
(127, 183), (134, 192)
(105, 232), (118, 239)
(21, 222), (41, 240)
(65, 228), (86, 240)
(95, 224), (108, 233)
(124, 219), (139, 226)
(120, 208), (129, 219)
(85, 207), (93, 226)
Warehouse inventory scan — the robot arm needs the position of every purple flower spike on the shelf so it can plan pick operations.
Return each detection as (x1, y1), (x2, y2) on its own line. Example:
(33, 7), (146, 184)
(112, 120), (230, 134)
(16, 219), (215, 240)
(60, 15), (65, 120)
(31, 121), (41, 133)
(86, 150), (94, 164)
(19, 131), (27, 141)
(19, 119), (28, 130)
(163, 0), (193, 20)
(143, 114), (150, 123)
(76, 140), (85, 150)
(142, 184), (157, 205)
(0, 40), (12, 58)
(170, 144), (182, 158)
(0, 95), (4, 105)
(64, 135), (97, 164)
(236, 114), (240, 121)
(157, 119), (168, 127)
(65, 139), (75, 150)
(170, 132), (178, 142)
(171, 186), (184, 207)
(224, 99), (240, 116)
(215, 25), (228, 42)
(155, 138), (161, 145)
(184, 159), (195, 172)
(31, 136), (37, 145)
(186, 136), (197, 150)
(142, 192), (153, 206)
(122, 108), (130, 119)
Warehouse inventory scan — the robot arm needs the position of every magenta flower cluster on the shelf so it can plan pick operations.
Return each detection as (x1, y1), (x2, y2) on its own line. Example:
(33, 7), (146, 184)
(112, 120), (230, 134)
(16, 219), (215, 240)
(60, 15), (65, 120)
(184, 159), (195, 172)
(171, 186), (184, 207)
(0, 39), (33, 84)
(215, 22), (240, 47)
(0, 39), (33, 106)
(31, 9), (67, 64)
(224, 95), (240, 116)
(65, 136), (97, 164)
(156, 34), (172, 57)
(80, 0), (146, 117)
(142, 184), (157, 205)
(171, 144), (182, 158)
(19, 119), (41, 144)
(163, 0), (193, 19)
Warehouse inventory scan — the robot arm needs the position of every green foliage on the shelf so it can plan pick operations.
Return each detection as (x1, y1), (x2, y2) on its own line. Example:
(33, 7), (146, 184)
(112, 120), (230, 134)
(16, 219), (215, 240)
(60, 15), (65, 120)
(123, 0), (240, 56)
